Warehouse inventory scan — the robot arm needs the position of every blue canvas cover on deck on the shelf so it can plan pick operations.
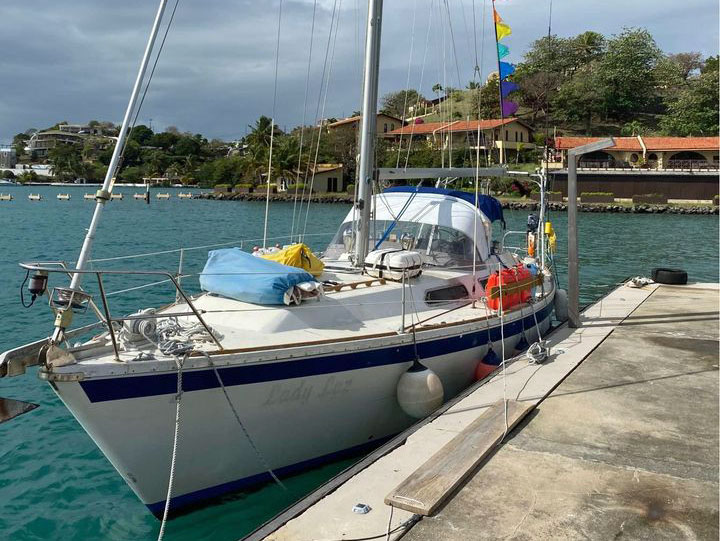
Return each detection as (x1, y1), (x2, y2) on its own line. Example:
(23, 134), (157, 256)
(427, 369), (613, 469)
(200, 248), (316, 305)
(384, 186), (505, 225)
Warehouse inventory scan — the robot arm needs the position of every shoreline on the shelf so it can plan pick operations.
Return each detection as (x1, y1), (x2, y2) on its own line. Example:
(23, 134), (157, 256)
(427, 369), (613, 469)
(196, 192), (719, 214)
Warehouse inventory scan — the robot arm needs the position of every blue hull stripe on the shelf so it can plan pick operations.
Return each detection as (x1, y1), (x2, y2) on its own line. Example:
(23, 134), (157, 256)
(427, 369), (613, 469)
(80, 304), (553, 403)
(145, 434), (395, 517)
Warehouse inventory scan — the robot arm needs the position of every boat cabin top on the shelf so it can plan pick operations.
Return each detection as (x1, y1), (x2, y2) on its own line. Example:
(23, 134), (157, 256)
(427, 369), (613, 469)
(324, 187), (503, 267)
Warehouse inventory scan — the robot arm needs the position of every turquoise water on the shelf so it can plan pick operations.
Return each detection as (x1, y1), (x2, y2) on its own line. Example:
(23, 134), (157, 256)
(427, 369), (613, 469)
(0, 186), (717, 540)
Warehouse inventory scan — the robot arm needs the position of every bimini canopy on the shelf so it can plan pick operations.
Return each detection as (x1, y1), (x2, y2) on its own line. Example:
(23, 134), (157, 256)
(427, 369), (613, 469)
(384, 186), (505, 225)
(336, 188), (494, 261)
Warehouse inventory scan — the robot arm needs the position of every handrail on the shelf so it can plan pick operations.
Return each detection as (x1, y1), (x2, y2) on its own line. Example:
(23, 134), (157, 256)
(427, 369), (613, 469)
(20, 262), (224, 359)
(500, 230), (527, 251)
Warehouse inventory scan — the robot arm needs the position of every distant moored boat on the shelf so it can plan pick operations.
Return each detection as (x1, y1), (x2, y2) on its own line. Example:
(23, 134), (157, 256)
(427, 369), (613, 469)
(110, 193), (123, 200)
(0, 193), (13, 201)
(156, 193), (170, 199)
(28, 194), (42, 201)
(83, 193), (95, 200)
(177, 192), (192, 199)
(57, 193), (71, 201)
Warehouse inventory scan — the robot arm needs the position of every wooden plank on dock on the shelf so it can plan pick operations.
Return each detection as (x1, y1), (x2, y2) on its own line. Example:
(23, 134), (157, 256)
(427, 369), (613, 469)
(384, 399), (533, 516)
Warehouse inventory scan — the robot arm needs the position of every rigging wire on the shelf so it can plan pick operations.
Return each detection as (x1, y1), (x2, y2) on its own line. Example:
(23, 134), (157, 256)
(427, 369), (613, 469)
(295, 0), (339, 240)
(395, 0), (418, 168)
(443, 0), (470, 156)
(263, 0), (284, 248)
(402, 1), (434, 169)
(116, 0), (181, 180)
(301, 0), (343, 243)
(290, 0), (319, 243)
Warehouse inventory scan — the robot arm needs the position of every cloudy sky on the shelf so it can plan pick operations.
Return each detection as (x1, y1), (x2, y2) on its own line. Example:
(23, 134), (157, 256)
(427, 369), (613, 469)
(1, 0), (717, 143)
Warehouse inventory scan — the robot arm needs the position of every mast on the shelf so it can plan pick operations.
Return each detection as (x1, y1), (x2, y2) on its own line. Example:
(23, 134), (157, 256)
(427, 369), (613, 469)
(354, 0), (383, 266)
(52, 0), (169, 341)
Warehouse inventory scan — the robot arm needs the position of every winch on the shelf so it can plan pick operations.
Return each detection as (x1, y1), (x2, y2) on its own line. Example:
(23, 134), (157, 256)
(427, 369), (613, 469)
(122, 308), (158, 344)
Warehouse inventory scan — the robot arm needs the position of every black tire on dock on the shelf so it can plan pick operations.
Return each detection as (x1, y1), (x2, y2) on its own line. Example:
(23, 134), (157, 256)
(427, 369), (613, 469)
(651, 268), (688, 285)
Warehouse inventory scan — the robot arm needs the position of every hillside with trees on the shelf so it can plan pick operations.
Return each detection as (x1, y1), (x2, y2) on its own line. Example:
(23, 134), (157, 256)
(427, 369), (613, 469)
(382, 28), (718, 139)
(5, 27), (716, 188)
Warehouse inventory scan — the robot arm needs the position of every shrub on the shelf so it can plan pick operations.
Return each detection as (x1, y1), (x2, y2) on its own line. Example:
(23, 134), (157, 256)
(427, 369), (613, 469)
(346, 183), (356, 194)
(235, 182), (254, 189)
(580, 192), (613, 196)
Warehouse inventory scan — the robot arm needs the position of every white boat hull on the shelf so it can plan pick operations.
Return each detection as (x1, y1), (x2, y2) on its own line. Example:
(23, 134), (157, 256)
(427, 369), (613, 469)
(49, 299), (553, 515)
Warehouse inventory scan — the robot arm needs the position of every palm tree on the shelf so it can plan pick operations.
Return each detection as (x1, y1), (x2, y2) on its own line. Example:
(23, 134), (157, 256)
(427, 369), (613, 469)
(245, 116), (280, 151)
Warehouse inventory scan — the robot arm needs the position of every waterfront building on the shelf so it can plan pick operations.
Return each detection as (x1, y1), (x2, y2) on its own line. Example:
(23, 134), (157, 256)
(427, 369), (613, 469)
(550, 136), (720, 200)
(286, 163), (345, 194)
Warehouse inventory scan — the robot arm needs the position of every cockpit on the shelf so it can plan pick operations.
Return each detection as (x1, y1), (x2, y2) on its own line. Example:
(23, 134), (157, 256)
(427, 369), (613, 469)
(324, 187), (504, 269)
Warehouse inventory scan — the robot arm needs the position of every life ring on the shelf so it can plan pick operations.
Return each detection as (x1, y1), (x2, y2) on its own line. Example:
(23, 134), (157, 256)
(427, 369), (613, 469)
(651, 268), (688, 285)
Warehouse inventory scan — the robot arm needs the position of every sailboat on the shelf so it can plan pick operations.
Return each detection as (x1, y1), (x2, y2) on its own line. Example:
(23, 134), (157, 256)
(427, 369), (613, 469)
(0, 0), (562, 517)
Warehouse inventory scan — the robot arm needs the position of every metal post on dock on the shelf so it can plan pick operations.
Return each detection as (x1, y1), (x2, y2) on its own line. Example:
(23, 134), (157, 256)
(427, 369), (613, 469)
(566, 138), (614, 328)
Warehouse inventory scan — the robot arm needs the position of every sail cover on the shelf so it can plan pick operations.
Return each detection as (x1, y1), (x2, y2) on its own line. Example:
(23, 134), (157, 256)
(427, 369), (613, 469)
(200, 248), (316, 305)
(383, 186), (505, 225)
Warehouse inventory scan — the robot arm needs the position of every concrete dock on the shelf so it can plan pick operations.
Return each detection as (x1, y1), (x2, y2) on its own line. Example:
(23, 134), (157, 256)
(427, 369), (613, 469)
(249, 282), (719, 541)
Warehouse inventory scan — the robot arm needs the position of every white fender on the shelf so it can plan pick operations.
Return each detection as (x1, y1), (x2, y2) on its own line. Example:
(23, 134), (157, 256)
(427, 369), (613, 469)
(396, 361), (444, 419)
(554, 288), (568, 322)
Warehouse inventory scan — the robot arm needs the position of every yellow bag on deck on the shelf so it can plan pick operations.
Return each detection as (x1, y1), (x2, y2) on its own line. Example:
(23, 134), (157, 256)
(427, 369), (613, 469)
(260, 243), (325, 277)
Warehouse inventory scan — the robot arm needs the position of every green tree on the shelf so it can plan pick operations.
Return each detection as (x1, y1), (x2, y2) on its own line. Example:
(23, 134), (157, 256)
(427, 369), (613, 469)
(48, 144), (83, 182)
(128, 125), (154, 146)
(597, 28), (662, 119)
(381, 89), (424, 118)
(245, 116), (279, 151)
(17, 170), (38, 183)
(12, 133), (29, 160)
(660, 56), (719, 135)
(172, 135), (202, 157)
(570, 31), (606, 69)
(552, 66), (604, 132)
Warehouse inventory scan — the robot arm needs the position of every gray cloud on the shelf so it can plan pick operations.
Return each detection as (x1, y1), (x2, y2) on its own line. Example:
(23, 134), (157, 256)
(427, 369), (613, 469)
(1, 0), (717, 143)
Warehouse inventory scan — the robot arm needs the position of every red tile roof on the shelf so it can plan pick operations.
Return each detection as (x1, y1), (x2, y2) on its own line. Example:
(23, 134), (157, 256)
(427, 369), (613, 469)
(327, 113), (403, 128)
(555, 136), (720, 152)
(642, 137), (720, 151)
(385, 118), (524, 136)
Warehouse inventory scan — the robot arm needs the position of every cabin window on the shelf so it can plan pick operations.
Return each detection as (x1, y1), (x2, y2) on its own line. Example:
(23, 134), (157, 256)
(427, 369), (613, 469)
(425, 284), (470, 305)
(384, 123), (388, 133)
(630, 153), (639, 163)
(515, 132), (518, 142)
(505, 130), (509, 141)
(648, 153), (658, 162)
(328, 177), (338, 192)
(390, 123), (395, 131)
(520, 132), (524, 142)
(327, 221), (482, 268)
